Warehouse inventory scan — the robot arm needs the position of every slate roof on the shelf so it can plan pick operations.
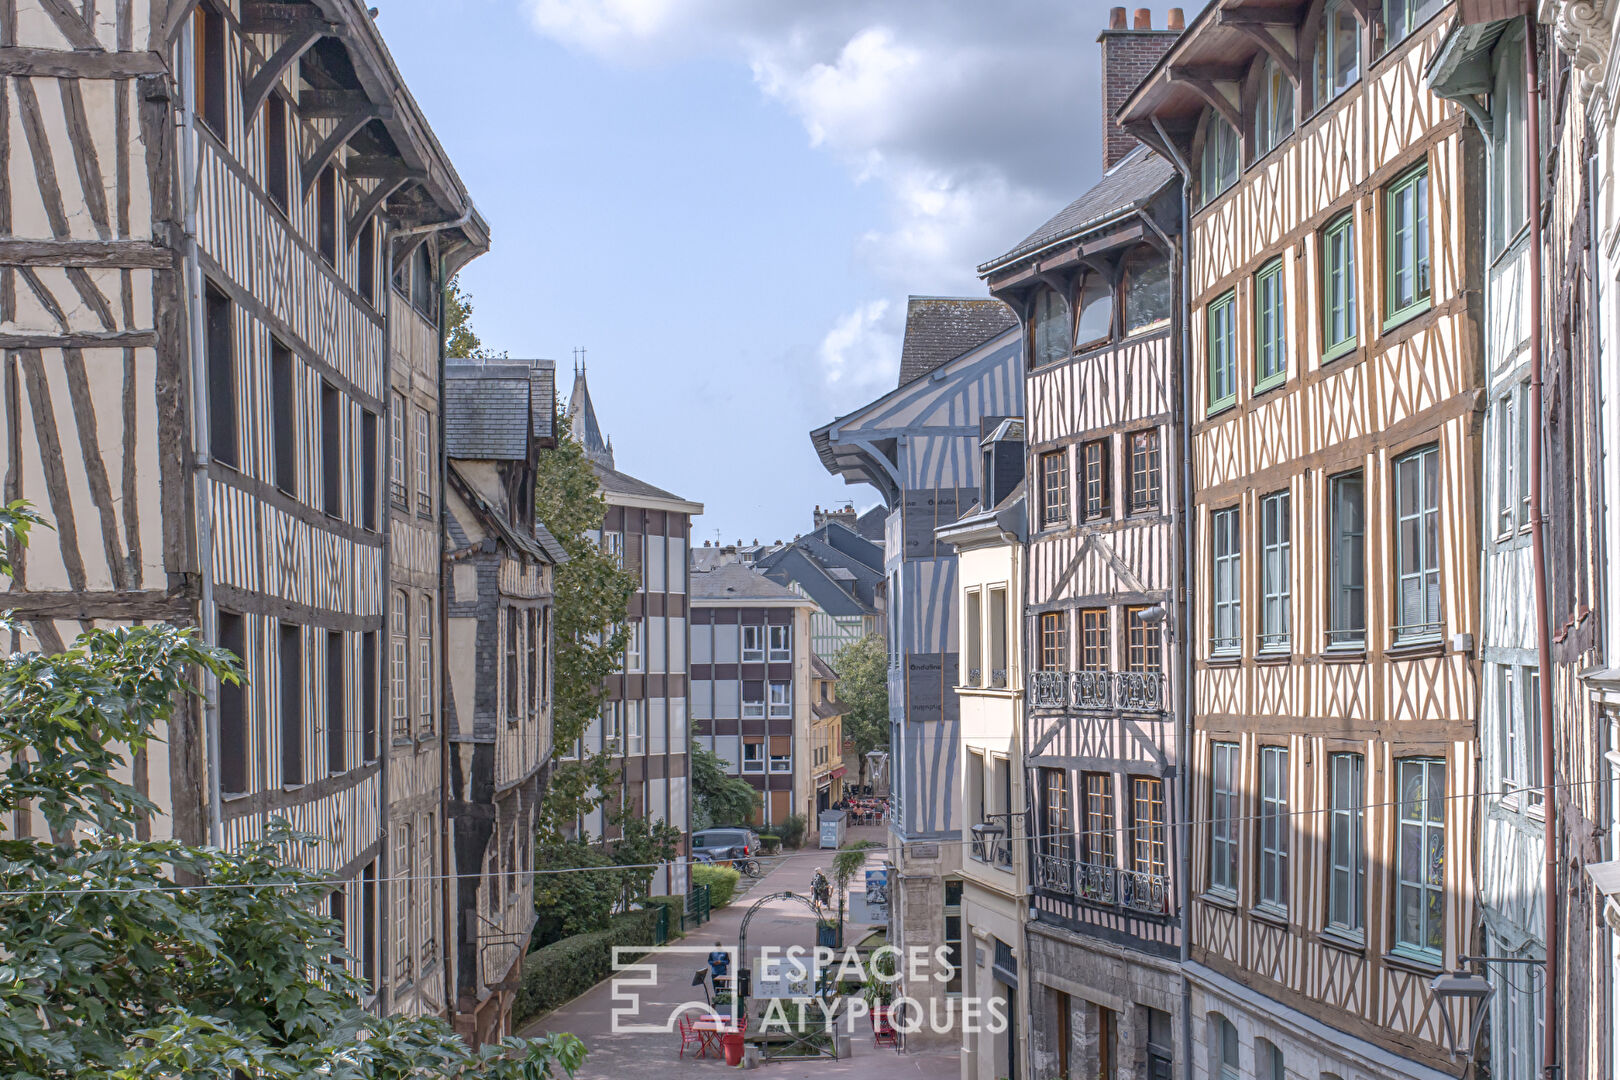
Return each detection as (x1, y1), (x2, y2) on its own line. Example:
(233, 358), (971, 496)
(977, 146), (1177, 274)
(689, 562), (807, 603)
(896, 296), (1018, 386)
(754, 527), (883, 619)
(592, 461), (690, 504)
(855, 505), (886, 543)
(444, 359), (556, 460)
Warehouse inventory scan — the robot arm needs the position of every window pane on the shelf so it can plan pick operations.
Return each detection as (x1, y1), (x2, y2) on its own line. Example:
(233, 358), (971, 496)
(1260, 491), (1291, 649)
(1033, 287), (1072, 367)
(1208, 293), (1237, 408)
(1256, 260), (1287, 385)
(1329, 472), (1366, 646)
(1125, 250), (1172, 333)
(1324, 214), (1358, 352)
(1394, 446), (1442, 641)
(1211, 508), (1241, 653)
(1075, 273), (1114, 348)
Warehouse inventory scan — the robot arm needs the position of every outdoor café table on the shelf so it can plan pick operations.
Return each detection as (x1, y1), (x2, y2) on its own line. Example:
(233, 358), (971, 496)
(691, 1015), (740, 1057)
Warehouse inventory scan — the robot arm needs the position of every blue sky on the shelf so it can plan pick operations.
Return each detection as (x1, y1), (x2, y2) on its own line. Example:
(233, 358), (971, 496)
(377, 0), (1121, 544)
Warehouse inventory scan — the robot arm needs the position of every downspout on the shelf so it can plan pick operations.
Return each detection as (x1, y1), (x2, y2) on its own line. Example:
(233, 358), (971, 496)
(179, 18), (222, 849)
(1152, 114), (1196, 1080)
(377, 222), (394, 1017)
(1523, 19), (1558, 1080)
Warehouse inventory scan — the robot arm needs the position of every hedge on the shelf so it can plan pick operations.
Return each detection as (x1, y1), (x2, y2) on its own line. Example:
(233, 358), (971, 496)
(514, 907), (661, 1025)
(691, 864), (741, 909)
(645, 893), (686, 933)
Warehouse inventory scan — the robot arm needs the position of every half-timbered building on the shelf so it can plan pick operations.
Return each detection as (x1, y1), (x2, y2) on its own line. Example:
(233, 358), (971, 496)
(1120, 0), (1485, 1073)
(442, 358), (562, 1042)
(811, 295), (1021, 1045)
(0, 0), (488, 1019)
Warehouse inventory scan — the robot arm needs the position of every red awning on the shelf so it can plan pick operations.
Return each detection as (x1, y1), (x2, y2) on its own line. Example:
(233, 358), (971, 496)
(829, 767), (847, 779)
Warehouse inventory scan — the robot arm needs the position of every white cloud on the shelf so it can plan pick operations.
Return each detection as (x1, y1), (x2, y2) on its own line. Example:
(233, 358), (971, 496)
(818, 298), (899, 397)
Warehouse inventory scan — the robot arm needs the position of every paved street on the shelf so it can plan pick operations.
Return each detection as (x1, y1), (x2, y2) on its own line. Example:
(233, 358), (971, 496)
(521, 828), (957, 1080)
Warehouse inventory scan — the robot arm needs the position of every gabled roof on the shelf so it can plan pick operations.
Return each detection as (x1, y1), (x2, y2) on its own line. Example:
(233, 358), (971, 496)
(897, 296), (1018, 385)
(445, 359), (555, 461)
(855, 505), (886, 542)
(591, 460), (703, 514)
(446, 464), (567, 564)
(690, 563), (814, 605)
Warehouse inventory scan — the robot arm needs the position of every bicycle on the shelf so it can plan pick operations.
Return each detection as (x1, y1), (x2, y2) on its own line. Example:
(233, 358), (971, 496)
(732, 854), (764, 878)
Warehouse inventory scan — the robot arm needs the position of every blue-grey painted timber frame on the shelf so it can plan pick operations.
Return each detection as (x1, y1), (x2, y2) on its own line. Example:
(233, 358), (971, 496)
(812, 327), (1024, 840)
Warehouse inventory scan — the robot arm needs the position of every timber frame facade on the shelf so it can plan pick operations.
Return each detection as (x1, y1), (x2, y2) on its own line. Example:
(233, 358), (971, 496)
(1121, 0), (1485, 1076)
(0, 0), (489, 1020)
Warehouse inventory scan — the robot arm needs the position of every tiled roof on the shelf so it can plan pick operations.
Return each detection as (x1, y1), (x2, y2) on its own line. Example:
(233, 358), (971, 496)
(689, 562), (806, 602)
(591, 461), (688, 503)
(444, 359), (555, 460)
(978, 146), (1176, 274)
(897, 296), (1018, 386)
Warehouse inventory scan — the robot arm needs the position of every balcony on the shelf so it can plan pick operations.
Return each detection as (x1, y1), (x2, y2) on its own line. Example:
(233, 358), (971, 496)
(1034, 852), (1076, 896)
(969, 822), (1013, 868)
(1028, 669), (1167, 713)
(1032, 849), (1172, 917)
(1120, 868), (1171, 915)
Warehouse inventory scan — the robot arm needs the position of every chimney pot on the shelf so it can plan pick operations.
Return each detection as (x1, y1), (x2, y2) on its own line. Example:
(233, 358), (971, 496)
(1133, 7), (1151, 28)
(1109, 6), (1127, 27)
(1168, 7), (1185, 28)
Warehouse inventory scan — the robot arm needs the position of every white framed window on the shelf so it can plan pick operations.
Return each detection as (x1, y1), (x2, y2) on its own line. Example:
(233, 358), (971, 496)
(390, 392), (407, 507)
(1257, 746), (1288, 912)
(1499, 664), (1522, 797)
(605, 701), (623, 754)
(1393, 445), (1442, 643)
(742, 625), (764, 662)
(603, 531), (624, 567)
(943, 879), (963, 995)
(742, 740), (764, 773)
(1395, 757), (1446, 961)
(768, 681), (791, 718)
(625, 621), (644, 672)
(963, 587), (982, 686)
(626, 699), (644, 756)
(1210, 507), (1241, 656)
(1327, 752), (1365, 936)
(769, 751), (791, 773)
(413, 408), (430, 516)
(1259, 491), (1290, 651)
(1214, 1015), (1239, 1080)
(393, 822), (413, 984)
(768, 623), (791, 661)
(1210, 742), (1239, 896)
(391, 590), (408, 736)
(416, 593), (433, 731)
(418, 813), (436, 967)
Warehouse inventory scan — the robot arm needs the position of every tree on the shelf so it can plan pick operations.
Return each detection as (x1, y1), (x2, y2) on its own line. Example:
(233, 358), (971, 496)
(444, 275), (504, 360)
(834, 633), (889, 786)
(689, 740), (761, 831)
(0, 501), (586, 1080)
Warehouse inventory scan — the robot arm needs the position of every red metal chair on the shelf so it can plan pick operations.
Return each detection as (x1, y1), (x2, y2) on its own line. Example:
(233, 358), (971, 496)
(678, 1016), (705, 1058)
(872, 1006), (898, 1049)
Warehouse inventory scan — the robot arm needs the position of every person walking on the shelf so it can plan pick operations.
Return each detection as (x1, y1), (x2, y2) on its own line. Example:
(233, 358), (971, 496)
(707, 940), (732, 999)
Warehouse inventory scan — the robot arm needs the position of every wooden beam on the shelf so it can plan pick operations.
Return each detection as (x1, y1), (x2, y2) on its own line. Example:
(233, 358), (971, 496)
(0, 239), (172, 269)
(1218, 10), (1301, 85)
(347, 174), (411, 239)
(300, 88), (371, 118)
(1168, 66), (1243, 130)
(240, 0), (325, 34)
(242, 24), (325, 122)
(161, 0), (201, 43)
(1215, 7), (1298, 26)
(0, 48), (168, 78)
(301, 106), (385, 196)
(1, 589), (194, 623)
(345, 154), (421, 181)
(36, 0), (104, 50)
(0, 329), (159, 349)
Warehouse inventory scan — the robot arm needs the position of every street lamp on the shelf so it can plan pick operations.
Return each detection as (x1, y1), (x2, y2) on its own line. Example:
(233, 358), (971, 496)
(1428, 970), (1495, 1063)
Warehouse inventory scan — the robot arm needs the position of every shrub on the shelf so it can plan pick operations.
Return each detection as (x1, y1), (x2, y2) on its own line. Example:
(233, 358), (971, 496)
(779, 813), (807, 849)
(514, 907), (661, 1025)
(692, 863), (742, 909)
(645, 893), (686, 936)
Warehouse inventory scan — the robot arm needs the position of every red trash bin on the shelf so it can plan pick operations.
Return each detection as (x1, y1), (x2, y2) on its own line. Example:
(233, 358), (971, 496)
(722, 1031), (746, 1066)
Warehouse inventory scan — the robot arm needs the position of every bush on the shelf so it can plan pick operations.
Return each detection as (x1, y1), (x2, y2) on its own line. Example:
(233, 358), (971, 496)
(514, 907), (661, 1025)
(692, 863), (742, 909)
(779, 813), (807, 849)
(646, 893), (686, 936)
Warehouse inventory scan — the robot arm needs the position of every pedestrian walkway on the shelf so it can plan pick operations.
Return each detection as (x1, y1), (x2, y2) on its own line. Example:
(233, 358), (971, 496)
(520, 827), (956, 1080)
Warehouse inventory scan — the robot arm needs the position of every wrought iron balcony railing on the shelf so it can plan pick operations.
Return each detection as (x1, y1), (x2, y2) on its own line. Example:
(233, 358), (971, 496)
(1078, 860), (1117, 904)
(1033, 847), (1173, 917)
(1028, 669), (1167, 713)
(967, 667), (982, 686)
(990, 668), (1008, 689)
(1120, 868), (1171, 915)
(1034, 852), (1076, 896)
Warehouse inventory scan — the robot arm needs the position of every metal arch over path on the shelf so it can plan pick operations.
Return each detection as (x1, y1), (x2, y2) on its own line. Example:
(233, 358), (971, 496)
(737, 890), (824, 984)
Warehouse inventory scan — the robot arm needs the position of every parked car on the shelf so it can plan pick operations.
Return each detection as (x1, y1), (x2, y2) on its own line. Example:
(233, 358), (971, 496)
(692, 827), (761, 860)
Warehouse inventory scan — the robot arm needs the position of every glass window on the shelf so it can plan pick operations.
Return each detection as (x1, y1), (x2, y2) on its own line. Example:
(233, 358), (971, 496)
(1491, 30), (1527, 255)
(416, 594), (432, 728)
(1080, 608), (1110, 672)
(1258, 745), (1289, 912)
(768, 682), (791, 718)
(1255, 258), (1287, 389)
(1082, 772), (1116, 867)
(1314, 0), (1361, 107)
(1328, 752), (1366, 934)
(964, 588), (982, 686)
(741, 625), (764, 662)
(625, 621), (644, 672)
(1129, 430), (1161, 512)
(1329, 471), (1366, 647)
(1040, 611), (1068, 672)
(1385, 0), (1442, 48)
(1259, 490), (1291, 651)
(1131, 776), (1167, 877)
(1208, 291), (1237, 412)
(1393, 445), (1442, 642)
(1124, 249), (1172, 333)
(1127, 606), (1162, 673)
(1082, 438), (1112, 520)
(1075, 272), (1114, 349)
(1496, 388), (1517, 535)
(391, 590), (408, 734)
(1395, 758), (1446, 960)
(1323, 211), (1358, 357)
(1254, 59), (1295, 156)
(1386, 165), (1431, 323)
(1216, 1016), (1240, 1080)
(1211, 507), (1242, 655)
(768, 624), (791, 661)
(1515, 380), (1532, 529)
(1211, 742), (1240, 896)
(1499, 664), (1522, 797)
(989, 588), (1008, 687)
(1040, 768), (1071, 859)
(1032, 286), (1071, 368)
(1524, 668), (1543, 807)
(1258, 1039), (1285, 1080)
(943, 880), (963, 994)
(1201, 114), (1240, 204)
(1042, 449), (1070, 527)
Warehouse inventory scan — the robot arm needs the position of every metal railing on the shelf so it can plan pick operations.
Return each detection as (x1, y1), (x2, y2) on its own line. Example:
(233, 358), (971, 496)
(991, 668), (1008, 688)
(1032, 847), (1172, 916)
(1028, 669), (1167, 712)
(1120, 868), (1171, 914)
(1077, 861), (1117, 904)
(968, 667), (982, 686)
(1034, 852), (1076, 896)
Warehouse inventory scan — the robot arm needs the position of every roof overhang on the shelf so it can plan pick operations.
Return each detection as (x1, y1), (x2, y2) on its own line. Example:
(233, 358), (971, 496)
(602, 490), (705, 515)
(1426, 16), (1517, 112)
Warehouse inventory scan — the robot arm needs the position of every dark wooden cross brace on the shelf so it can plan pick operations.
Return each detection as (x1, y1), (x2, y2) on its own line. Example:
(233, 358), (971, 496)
(1167, 63), (1246, 131)
(301, 106), (389, 196)
(242, 23), (329, 123)
(347, 174), (414, 239)
(1216, 9), (1302, 85)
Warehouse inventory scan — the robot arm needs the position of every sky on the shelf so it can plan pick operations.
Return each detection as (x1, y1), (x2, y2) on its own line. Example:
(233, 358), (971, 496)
(376, 0), (1124, 545)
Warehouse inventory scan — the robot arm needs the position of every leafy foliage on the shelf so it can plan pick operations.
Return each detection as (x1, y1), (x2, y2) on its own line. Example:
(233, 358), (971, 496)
(0, 503), (585, 1080)
(529, 814), (681, 947)
(515, 909), (663, 1026)
(690, 864), (742, 909)
(443, 275), (505, 360)
(830, 840), (879, 910)
(833, 634), (889, 783)
(689, 739), (761, 831)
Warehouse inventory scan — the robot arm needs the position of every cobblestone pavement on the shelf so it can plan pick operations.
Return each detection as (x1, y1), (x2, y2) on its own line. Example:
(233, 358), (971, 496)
(520, 827), (958, 1080)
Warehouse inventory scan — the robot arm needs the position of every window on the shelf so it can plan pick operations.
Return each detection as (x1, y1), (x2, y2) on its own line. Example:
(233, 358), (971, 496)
(270, 340), (295, 495)
(743, 681), (765, 719)
(1255, 258), (1287, 390)
(411, 242), (436, 317)
(504, 609), (519, 722)
(526, 610), (539, 719)
(1126, 607), (1162, 673)
(624, 621), (643, 672)
(1314, 0), (1360, 107)
(1257, 1039), (1285, 1080)
(1210, 742), (1239, 896)
(390, 392), (407, 507)
(1039, 611), (1068, 672)
(1123, 248), (1172, 333)
(416, 595), (432, 729)
(1040, 768), (1071, 859)
(1210, 507), (1241, 656)
(317, 165), (337, 265)
(360, 410), (378, 531)
(1031, 286), (1072, 368)
(768, 624), (791, 661)
(194, 3), (226, 138)
(1254, 58), (1294, 156)
(1074, 271), (1114, 349)
(1259, 491), (1291, 651)
(1129, 430), (1161, 513)
(1200, 114), (1239, 204)
(988, 587), (1008, 687)
(1207, 291), (1237, 412)
(1328, 752), (1365, 935)
(1257, 745), (1288, 912)
(279, 623), (303, 786)
(1080, 608), (1110, 672)
(1213, 1015), (1240, 1080)
(218, 611), (247, 795)
(743, 740), (764, 773)
(1041, 449), (1069, 527)
(1395, 758), (1446, 960)
(357, 218), (376, 306)
(943, 880), (963, 995)
(1393, 445), (1441, 642)
(420, 814), (436, 966)
(362, 630), (377, 762)
(1082, 773), (1115, 867)
(964, 588), (982, 685)
(1329, 471), (1366, 647)
(361, 861), (377, 990)
(1322, 211), (1358, 358)
(1524, 669), (1543, 807)
(1499, 664), (1522, 797)
(1385, 165), (1431, 324)
(205, 285), (236, 467)
(1490, 31), (1527, 254)
(414, 408), (431, 516)
(394, 823), (412, 982)
(390, 591), (408, 735)
(264, 93), (289, 212)
(1496, 383), (1532, 533)
(1131, 776), (1167, 876)
(1081, 439), (1111, 520)
(768, 681), (791, 718)
(741, 625), (764, 662)
(626, 699), (645, 755)
(769, 735), (791, 773)
(321, 381), (342, 519)
(1385, 0), (1441, 48)
(327, 631), (345, 775)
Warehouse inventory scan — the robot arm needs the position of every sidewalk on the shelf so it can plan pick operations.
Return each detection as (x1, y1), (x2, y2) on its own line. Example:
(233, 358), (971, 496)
(520, 827), (957, 1080)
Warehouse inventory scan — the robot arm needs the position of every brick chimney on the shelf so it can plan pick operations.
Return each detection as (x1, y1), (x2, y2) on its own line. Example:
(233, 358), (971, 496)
(1098, 7), (1183, 169)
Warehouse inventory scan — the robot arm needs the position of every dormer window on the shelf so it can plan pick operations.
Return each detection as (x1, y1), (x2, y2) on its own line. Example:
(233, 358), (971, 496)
(1254, 58), (1294, 157)
(1030, 286), (1071, 368)
(1314, 0), (1360, 107)
(1200, 113), (1240, 205)
(1122, 248), (1171, 335)
(1074, 272), (1113, 351)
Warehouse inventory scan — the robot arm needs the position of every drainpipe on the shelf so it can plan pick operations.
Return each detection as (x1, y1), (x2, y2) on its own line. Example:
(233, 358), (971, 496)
(1523, 19), (1558, 1080)
(1152, 114), (1197, 1080)
(179, 18), (222, 850)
